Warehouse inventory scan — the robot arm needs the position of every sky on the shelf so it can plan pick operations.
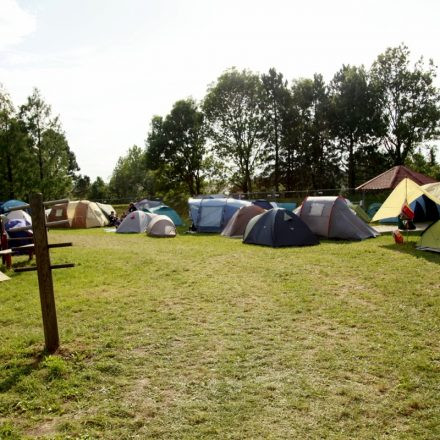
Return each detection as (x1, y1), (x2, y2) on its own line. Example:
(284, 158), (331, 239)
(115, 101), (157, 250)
(1, 0), (440, 182)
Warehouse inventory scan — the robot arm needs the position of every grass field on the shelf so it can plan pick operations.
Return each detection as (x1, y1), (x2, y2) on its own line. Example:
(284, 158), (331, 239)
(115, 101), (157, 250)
(1, 228), (439, 439)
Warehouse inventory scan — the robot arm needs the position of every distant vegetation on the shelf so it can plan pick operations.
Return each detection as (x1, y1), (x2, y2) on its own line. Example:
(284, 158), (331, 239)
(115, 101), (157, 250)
(1, 44), (440, 204)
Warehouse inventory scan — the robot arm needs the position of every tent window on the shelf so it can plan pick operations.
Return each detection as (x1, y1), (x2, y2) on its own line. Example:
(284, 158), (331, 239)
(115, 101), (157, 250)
(309, 203), (325, 216)
(55, 209), (63, 217)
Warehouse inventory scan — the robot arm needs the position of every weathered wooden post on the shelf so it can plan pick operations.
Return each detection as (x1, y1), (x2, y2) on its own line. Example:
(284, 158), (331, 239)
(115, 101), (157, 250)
(30, 193), (59, 353)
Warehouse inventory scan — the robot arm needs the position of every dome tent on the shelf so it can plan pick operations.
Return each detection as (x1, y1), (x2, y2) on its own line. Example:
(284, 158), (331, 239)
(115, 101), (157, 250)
(48, 200), (108, 228)
(146, 215), (176, 237)
(117, 211), (155, 233)
(188, 197), (251, 233)
(417, 220), (440, 253)
(243, 208), (319, 247)
(148, 205), (183, 226)
(298, 196), (379, 240)
(221, 205), (266, 238)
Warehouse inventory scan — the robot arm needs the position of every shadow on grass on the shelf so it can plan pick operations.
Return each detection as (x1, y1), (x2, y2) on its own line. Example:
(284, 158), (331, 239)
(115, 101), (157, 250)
(380, 242), (440, 264)
(0, 351), (44, 392)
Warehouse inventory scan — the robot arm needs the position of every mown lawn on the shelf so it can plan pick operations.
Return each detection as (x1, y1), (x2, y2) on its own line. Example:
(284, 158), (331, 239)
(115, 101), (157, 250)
(0, 229), (439, 439)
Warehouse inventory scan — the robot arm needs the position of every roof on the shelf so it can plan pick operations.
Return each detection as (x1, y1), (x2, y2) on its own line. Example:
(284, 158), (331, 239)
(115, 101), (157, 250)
(356, 166), (437, 191)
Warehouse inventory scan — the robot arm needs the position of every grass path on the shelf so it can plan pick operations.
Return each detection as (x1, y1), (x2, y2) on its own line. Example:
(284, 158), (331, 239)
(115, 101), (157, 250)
(1, 230), (439, 439)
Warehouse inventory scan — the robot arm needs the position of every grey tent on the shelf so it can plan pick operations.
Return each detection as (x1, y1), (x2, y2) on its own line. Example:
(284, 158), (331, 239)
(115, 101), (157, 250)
(298, 196), (379, 240)
(221, 205), (266, 238)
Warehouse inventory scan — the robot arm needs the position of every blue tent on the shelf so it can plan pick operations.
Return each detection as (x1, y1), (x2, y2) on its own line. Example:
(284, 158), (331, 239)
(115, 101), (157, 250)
(149, 205), (184, 226)
(1, 199), (26, 214)
(252, 199), (274, 210)
(277, 202), (297, 211)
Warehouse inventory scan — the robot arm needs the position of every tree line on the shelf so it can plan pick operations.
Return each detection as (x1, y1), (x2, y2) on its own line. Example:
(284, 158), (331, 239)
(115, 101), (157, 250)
(1, 44), (440, 204)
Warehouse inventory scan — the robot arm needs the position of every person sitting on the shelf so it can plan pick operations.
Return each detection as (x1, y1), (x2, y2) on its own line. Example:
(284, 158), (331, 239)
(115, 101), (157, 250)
(108, 211), (120, 227)
(127, 203), (137, 213)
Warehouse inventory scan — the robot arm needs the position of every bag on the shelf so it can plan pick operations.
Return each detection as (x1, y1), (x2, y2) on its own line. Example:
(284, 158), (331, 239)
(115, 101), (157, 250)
(400, 203), (414, 221)
(393, 229), (404, 244)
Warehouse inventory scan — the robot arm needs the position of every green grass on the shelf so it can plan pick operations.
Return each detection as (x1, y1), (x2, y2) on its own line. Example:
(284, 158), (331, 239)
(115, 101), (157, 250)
(1, 229), (439, 439)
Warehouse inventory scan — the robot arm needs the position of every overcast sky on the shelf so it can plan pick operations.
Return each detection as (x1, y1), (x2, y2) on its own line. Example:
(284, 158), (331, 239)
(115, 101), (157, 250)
(1, 0), (440, 181)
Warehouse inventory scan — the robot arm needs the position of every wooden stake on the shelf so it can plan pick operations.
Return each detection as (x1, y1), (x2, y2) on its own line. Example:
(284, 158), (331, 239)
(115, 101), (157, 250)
(30, 193), (59, 353)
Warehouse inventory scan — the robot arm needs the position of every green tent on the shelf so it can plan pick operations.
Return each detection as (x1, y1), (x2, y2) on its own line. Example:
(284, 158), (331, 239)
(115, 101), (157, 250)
(149, 205), (183, 226)
(417, 220), (440, 253)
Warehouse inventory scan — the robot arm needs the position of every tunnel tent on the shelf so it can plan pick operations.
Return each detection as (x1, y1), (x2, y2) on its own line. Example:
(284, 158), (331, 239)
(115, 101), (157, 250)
(243, 208), (319, 247)
(298, 196), (379, 240)
(371, 178), (440, 223)
(48, 200), (108, 228)
(96, 202), (117, 220)
(417, 219), (440, 253)
(188, 197), (251, 232)
(221, 204), (266, 238)
(148, 205), (183, 226)
(117, 211), (155, 233)
(146, 215), (176, 237)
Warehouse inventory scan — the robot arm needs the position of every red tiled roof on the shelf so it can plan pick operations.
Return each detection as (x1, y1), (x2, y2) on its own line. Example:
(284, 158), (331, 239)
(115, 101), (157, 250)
(356, 165), (437, 191)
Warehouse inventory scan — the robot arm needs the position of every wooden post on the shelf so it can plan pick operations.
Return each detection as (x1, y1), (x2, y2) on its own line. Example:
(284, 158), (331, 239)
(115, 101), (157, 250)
(30, 193), (59, 353)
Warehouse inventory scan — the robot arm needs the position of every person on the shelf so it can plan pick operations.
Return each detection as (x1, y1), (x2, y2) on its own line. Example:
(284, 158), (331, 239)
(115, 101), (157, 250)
(127, 203), (137, 213)
(108, 211), (120, 227)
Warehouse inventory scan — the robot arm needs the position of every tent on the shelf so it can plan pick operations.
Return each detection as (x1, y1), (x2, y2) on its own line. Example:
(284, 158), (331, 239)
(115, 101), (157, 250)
(5, 218), (33, 250)
(135, 198), (163, 211)
(243, 208), (319, 247)
(347, 202), (370, 223)
(117, 211), (155, 233)
(277, 202), (297, 211)
(48, 200), (108, 228)
(96, 202), (117, 220)
(252, 199), (275, 210)
(372, 178), (440, 223)
(0, 199), (26, 214)
(417, 220), (440, 253)
(188, 197), (251, 232)
(146, 215), (176, 237)
(148, 205), (183, 226)
(298, 196), (379, 240)
(422, 182), (440, 201)
(6, 209), (32, 224)
(221, 205), (266, 238)
(356, 165), (437, 191)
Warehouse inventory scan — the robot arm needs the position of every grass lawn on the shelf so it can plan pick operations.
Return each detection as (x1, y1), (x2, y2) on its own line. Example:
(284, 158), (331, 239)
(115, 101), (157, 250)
(1, 228), (439, 439)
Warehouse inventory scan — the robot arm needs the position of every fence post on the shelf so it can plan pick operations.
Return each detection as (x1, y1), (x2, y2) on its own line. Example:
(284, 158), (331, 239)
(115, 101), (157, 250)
(30, 193), (59, 353)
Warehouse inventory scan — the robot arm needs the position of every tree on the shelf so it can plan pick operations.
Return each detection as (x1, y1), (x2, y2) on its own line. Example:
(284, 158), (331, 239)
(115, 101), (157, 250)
(261, 68), (291, 191)
(0, 85), (32, 200)
(370, 44), (440, 165)
(328, 65), (385, 190)
(19, 88), (79, 197)
(145, 99), (207, 196)
(88, 177), (109, 201)
(203, 68), (266, 193)
(290, 75), (342, 190)
(109, 145), (151, 200)
(405, 147), (440, 180)
(72, 174), (91, 199)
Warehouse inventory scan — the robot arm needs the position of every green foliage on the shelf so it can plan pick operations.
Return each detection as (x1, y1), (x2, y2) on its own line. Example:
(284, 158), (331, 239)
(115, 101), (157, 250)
(371, 44), (440, 165)
(145, 99), (207, 196)
(203, 68), (266, 193)
(88, 177), (109, 201)
(43, 355), (69, 380)
(405, 147), (440, 180)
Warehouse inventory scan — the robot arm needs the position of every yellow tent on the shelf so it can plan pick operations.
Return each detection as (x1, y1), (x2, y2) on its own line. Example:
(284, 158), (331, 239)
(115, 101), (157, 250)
(372, 178), (440, 222)
(417, 220), (440, 253)
(422, 182), (440, 200)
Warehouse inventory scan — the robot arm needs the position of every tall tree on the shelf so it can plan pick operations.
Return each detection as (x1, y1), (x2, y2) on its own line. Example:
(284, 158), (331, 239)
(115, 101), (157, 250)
(291, 75), (341, 190)
(328, 65), (385, 190)
(109, 145), (151, 200)
(203, 68), (266, 193)
(261, 68), (291, 191)
(19, 88), (79, 197)
(145, 99), (207, 196)
(370, 44), (440, 165)
(0, 85), (32, 200)
(88, 177), (109, 201)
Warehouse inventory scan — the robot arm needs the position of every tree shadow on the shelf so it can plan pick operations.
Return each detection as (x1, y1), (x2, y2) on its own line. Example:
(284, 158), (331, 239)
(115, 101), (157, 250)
(380, 242), (440, 264)
(0, 350), (44, 392)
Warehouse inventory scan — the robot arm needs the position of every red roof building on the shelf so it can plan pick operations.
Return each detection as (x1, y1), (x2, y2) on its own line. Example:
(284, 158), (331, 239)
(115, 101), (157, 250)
(356, 165), (437, 191)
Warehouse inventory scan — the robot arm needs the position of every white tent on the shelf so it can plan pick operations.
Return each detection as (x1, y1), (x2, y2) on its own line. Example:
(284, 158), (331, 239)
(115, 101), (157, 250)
(6, 210), (32, 224)
(146, 215), (176, 237)
(116, 211), (156, 233)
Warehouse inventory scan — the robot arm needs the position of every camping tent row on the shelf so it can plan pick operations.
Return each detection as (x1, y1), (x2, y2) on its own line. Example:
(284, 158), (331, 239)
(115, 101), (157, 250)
(116, 210), (176, 237)
(216, 196), (379, 245)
